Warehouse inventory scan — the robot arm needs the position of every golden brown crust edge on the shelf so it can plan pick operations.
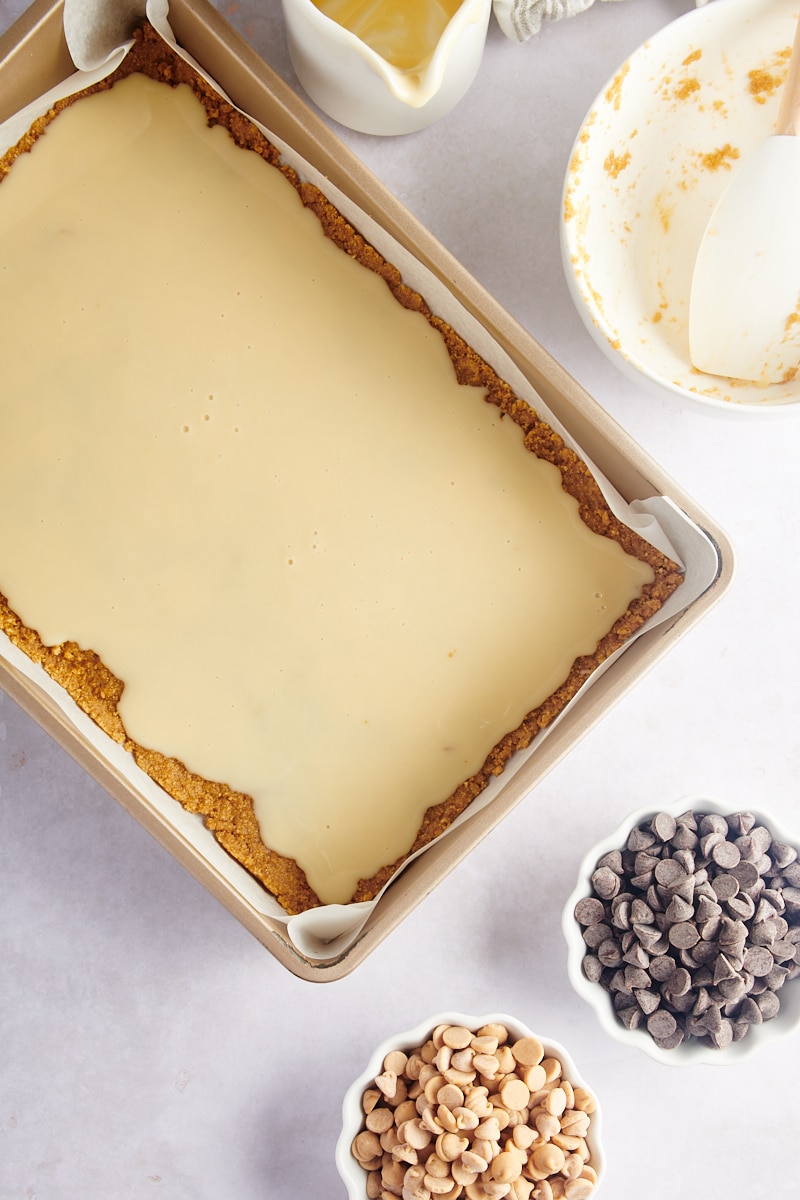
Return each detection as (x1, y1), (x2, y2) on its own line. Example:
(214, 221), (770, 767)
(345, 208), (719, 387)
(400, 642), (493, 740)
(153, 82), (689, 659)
(0, 25), (683, 915)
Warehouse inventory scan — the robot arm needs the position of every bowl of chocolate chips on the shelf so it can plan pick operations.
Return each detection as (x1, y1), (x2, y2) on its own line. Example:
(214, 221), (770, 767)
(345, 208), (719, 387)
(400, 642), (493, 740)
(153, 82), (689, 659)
(563, 798), (800, 1064)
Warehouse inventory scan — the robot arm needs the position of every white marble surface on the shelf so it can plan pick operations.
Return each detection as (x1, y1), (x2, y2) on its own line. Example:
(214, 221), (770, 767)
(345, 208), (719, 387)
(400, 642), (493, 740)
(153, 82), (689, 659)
(2, 1), (800, 1198)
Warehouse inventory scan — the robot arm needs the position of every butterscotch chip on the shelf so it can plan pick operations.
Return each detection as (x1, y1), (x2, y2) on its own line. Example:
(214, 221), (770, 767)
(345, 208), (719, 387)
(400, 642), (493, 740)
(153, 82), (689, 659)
(437, 1104), (458, 1134)
(442, 1026), (473, 1050)
(535, 1113), (561, 1140)
(474, 1053), (501, 1078)
(510, 1037), (544, 1068)
(474, 1116), (502, 1143)
(365, 1107), (394, 1134)
(438, 1083), (465, 1109)
(384, 1050), (409, 1075)
(425, 1153), (451, 1179)
(532, 1144), (566, 1175)
(565, 1181), (595, 1200)
(437, 1131), (469, 1162)
(477, 1024), (510, 1043)
(499, 1078), (531, 1112)
(522, 1064), (548, 1092)
(353, 1130), (382, 1163)
(492, 1150), (523, 1183)
(375, 1070), (398, 1099)
(461, 1149), (490, 1174)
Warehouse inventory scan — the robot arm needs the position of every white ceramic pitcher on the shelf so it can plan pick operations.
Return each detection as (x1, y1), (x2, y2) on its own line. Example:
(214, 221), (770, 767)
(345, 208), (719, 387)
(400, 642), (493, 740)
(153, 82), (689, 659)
(281, 0), (493, 135)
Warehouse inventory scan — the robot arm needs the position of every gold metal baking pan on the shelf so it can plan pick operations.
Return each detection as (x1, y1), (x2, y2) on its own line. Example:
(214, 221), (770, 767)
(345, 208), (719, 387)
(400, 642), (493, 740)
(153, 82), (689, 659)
(0, 0), (734, 980)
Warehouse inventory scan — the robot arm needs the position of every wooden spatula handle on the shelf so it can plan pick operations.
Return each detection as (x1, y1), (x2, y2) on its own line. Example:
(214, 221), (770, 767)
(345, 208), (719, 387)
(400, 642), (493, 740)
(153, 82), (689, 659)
(777, 14), (800, 136)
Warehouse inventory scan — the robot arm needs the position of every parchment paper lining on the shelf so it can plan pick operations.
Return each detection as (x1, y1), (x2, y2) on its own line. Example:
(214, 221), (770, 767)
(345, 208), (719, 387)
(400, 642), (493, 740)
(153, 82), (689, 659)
(0, 0), (719, 959)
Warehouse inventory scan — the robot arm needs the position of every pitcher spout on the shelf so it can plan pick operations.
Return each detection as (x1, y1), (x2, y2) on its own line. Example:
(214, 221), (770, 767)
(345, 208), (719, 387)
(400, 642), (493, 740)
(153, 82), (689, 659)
(282, 0), (493, 135)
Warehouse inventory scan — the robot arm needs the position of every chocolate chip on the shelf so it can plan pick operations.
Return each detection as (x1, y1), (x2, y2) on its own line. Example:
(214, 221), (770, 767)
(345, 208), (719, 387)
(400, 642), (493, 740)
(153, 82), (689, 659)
(700, 831), (725, 859)
(730, 860), (760, 890)
(664, 895), (694, 924)
(619, 1005), (645, 1030)
(771, 939), (797, 963)
(627, 826), (657, 852)
(597, 939), (623, 968)
(668, 967), (692, 996)
(728, 812), (756, 836)
(711, 1019), (734, 1049)
(582, 955), (603, 984)
(622, 942), (650, 969)
(771, 841), (798, 870)
(757, 991), (781, 1020)
(630, 898), (654, 925)
(651, 811), (677, 842)
(700, 813), (728, 836)
(636, 989), (661, 1016)
(582, 923), (613, 949)
(753, 897), (780, 925)
(624, 966), (651, 991)
(633, 924), (664, 952)
(695, 895), (722, 923)
(743, 946), (775, 977)
(728, 893), (756, 921)
(597, 849), (624, 874)
(574, 897), (605, 926)
(655, 859), (688, 889)
(738, 996), (762, 1025)
(712, 839), (742, 869)
(713, 953), (737, 984)
(591, 865), (621, 900)
(670, 825), (699, 851)
(692, 987), (711, 1016)
(711, 873), (739, 902)
(647, 1010), (677, 1039)
(653, 1026), (684, 1050)
(649, 955), (676, 982)
(668, 922), (700, 949)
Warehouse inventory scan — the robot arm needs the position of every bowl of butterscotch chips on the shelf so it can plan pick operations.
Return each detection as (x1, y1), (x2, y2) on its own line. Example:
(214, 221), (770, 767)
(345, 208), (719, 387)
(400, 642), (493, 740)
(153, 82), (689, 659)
(336, 1012), (604, 1199)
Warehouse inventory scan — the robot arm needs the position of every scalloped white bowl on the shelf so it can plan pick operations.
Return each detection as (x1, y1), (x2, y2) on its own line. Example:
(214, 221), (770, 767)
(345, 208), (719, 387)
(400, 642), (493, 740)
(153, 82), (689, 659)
(561, 0), (800, 416)
(563, 797), (800, 1065)
(336, 1010), (605, 1197)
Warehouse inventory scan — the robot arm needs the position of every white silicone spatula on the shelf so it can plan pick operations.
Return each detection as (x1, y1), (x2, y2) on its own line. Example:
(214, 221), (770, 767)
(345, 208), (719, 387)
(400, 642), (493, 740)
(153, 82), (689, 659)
(688, 14), (800, 384)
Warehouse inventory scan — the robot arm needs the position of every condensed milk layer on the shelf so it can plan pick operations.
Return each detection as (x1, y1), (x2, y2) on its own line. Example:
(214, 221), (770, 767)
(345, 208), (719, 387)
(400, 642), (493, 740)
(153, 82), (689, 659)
(0, 71), (655, 904)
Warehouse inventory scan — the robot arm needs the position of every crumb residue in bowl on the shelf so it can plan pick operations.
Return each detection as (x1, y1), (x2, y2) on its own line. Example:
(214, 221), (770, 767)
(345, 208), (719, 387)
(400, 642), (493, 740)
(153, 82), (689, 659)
(603, 149), (631, 178)
(604, 60), (629, 110)
(749, 43), (793, 103)
(654, 192), (675, 233)
(697, 143), (740, 172)
(673, 76), (701, 102)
